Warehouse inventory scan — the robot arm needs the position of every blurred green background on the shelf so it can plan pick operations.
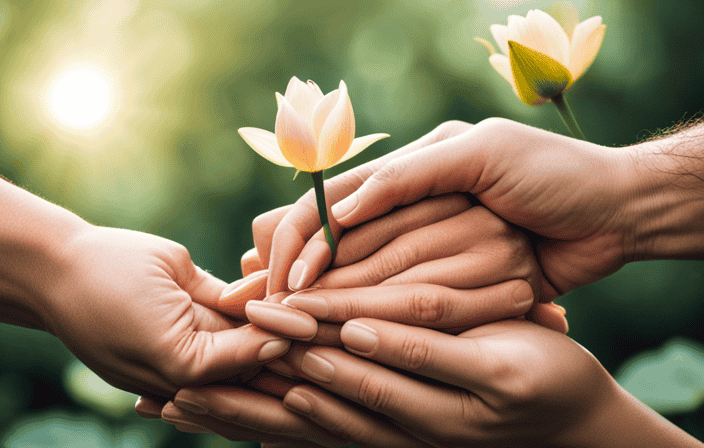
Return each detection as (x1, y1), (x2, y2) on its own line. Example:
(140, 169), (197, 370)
(1, 0), (703, 445)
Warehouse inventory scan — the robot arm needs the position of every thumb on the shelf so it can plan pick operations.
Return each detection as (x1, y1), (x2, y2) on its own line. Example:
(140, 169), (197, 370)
(330, 125), (489, 228)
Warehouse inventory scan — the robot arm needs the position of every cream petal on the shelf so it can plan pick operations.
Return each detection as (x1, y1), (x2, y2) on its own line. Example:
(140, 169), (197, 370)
(282, 76), (320, 127)
(275, 93), (318, 172)
(489, 54), (519, 94)
(315, 80), (355, 170)
(546, 0), (579, 39)
(337, 133), (390, 165)
(312, 88), (341, 139)
(568, 17), (605, 81)
(508, 10), (569, 65)
(307, 80), (325, 99)
(238, 127), (294, 168)
(490, 24), (510, 55)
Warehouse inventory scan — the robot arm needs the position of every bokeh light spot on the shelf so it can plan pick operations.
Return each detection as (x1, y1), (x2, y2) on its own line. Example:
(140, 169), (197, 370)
(49, 65), (112, 129)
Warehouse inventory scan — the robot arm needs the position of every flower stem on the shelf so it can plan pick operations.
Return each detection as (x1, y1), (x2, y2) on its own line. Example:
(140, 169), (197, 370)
(551, 93), (586, 140)
(310, 170), (336, 261)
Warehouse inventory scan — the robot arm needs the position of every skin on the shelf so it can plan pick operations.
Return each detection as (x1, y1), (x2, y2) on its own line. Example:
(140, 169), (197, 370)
(155, 119), (704, 446)
(0, 179), (289, 398)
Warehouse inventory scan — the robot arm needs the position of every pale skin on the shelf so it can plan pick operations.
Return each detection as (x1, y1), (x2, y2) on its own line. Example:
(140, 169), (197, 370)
(0, 173), (558, 444)
(156, 119), (704, 446)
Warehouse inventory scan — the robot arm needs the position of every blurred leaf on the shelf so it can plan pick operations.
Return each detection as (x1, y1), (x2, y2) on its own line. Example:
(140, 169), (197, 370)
(2, 410), (160, 448)
(615, 338), (704, 414)
(63, 359), (138, 418)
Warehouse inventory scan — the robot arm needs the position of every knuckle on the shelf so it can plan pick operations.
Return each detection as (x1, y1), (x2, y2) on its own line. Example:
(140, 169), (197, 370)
(364, 248), (408, 284)
(357, 372), (394, 411)
(399, 334), (432, 371)
(432, 120), (473, 141)
(371, 161), (403, 188)
(408, 287), (446, 323)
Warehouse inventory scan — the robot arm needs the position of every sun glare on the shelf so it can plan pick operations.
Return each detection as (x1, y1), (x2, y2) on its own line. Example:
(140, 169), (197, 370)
(49, 66), (113, 129)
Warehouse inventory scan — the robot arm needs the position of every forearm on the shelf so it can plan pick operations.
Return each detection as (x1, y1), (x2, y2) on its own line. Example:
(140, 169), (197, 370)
(624, 123), (704, 261)
(0, 179), (91, 332)
(566, 381), (703, 448)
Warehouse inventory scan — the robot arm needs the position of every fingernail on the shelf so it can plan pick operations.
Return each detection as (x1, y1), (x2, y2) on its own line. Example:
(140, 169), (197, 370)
(282, 294), (329, 319)
(246, 300), (317, 340)
(174, 392), (208, 415)
(258, 339), (292, 362)
(288, 260), (309, 291)
(301, 351), (334, 383)
(340, 321), (378, 355)
(331, 194), (358, 220)
(550, 302), (567, 316)
(134, 397), (163, 419)
(284, 391), (313, 416)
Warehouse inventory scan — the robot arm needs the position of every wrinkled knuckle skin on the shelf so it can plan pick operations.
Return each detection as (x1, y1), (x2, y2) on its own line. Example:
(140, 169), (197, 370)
(358, 372), (394, 412)
(409, 288), (445, 324)
(399, 334), (432, 371)
(371, 161), (403, 189)
(432, 120), (473, 141)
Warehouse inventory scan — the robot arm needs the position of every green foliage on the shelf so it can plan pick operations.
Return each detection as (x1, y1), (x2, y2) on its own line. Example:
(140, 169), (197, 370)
(1, 0), (704, 445)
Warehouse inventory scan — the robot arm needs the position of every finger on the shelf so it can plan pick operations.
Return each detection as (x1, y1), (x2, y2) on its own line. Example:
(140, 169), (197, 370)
(241, 248), (265, 277)
(287, 194), (472, 291)
(284, 344), (478, 441)
(284, 384), (434, 448)
(245, 300), (318, 341)
(528, 302), (569, 334)
(252, 204), (294, 269)
(267, 121), (475, 295)
(336, 318), (490, 392)
(210, 270), (268, 318)
(135, 396), (166, 419)
(281, 280), (533, 329)
(184, 265), (229, 307)
(168, 386), (348, 447)
(173, 324), (291, 386)
(318, 207), (535, 290)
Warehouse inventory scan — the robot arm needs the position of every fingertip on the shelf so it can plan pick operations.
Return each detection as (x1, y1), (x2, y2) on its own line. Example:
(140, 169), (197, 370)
(529, 302), (569, 334)
(288, 236), (332, 291)
(135, 396), (165, 419)
(246, 300), (318, 341)
(330, 192), (358, 224)
(241, 248), (264, 277)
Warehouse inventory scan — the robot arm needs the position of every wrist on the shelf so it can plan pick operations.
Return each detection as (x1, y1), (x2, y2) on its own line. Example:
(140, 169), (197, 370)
(622, 134), (704, 261)
(0, 180), (92, 332)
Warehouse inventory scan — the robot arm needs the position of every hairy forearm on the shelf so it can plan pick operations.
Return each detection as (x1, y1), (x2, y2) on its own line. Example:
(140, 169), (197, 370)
(0, 179), (91, 332)
(624, 122), (704, 261)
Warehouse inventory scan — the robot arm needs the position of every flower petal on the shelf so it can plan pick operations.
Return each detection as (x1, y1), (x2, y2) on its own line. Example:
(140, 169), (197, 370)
(315, 80), (355, 170)
(238, 127), (294, 167)
(568, 17), (605, 82)
(508, 40), (571, 105)
(546, 1), (580, 39)
(474, 37), (496, 55)
(508, 9), (569, 66)
(489, 53), (516, 89)
(337, 133), (390, 165)
(283, 76), (321, 127)
(312, 88), (340, 139)
(275, 92), (318, 172)
(490, 24), (509, 55)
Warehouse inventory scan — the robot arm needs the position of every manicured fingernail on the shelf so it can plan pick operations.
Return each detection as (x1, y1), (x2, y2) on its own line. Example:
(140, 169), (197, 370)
(550, 302), (567, 316)
(284, 391), (313, 416)
(174, 392), (208, 415)
(246, 300), (317, 340)
(282, 294), (329, 319)
(301, 352), (334, 383)
(258, 339), (292, 362)
(162, 403), (207, 430)
(331, 193), (358, 220)
(135, 397), (163, 419)
(288, 260), (309, 291)
(341, 321), (378, 355)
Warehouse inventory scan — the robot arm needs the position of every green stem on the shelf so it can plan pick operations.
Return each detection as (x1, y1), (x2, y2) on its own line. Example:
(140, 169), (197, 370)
(551, 93), (586, 140)
(310, 170), (336, 261)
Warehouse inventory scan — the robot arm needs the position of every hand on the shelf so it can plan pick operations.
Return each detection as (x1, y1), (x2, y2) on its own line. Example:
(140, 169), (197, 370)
(269, 319), (702, 448)
(246, 195), (569, 337)
(44, 226), (290, 398)
(326, 118), (636, 295)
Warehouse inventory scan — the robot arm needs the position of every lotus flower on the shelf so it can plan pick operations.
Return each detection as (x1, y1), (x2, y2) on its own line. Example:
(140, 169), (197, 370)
(239, 77), (389, 172)
(475, 8), (605, 105)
